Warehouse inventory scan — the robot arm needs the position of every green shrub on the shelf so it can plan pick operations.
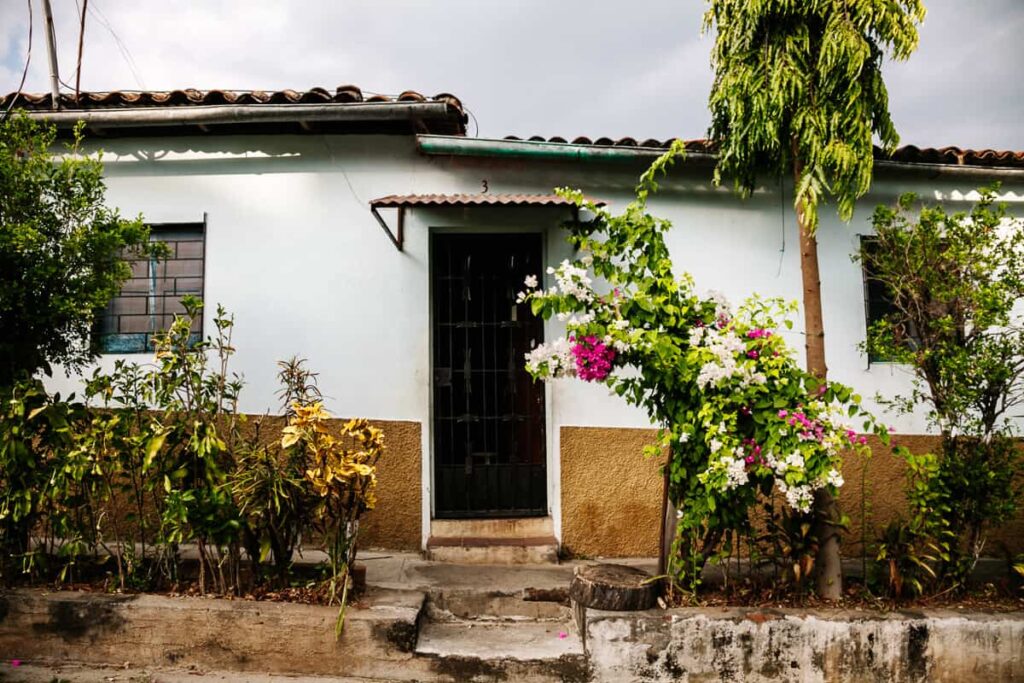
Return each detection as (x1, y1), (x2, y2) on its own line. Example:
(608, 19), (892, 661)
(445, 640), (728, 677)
(862, 188), (1024, 593)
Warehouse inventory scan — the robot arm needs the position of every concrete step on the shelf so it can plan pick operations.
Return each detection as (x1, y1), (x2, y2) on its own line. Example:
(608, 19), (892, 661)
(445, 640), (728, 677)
(415, 620), (588, 682)
(430, 516), (554, 540)
(427, 587), (571, 622)
(425, 536), (559, 564)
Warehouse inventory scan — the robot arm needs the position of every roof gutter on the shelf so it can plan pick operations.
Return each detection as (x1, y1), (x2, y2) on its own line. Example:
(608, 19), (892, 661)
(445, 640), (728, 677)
(871, 160), (1024, 179)
(417, 134), (716, 164)
(418, 135), (1024, 178)
(24, 102), (458, 129)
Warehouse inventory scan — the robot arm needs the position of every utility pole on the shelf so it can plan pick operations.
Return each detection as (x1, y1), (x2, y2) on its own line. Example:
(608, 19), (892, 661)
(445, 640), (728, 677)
(41, 0), (61, 109)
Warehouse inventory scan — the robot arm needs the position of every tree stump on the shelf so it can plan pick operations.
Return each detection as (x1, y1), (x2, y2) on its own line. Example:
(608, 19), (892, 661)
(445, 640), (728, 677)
(569, 563), (657, 611)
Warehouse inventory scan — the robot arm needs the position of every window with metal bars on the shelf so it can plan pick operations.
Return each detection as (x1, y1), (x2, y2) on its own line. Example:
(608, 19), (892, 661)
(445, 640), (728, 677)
(95, 223), (205, 354)
(860, 236), (919, 362)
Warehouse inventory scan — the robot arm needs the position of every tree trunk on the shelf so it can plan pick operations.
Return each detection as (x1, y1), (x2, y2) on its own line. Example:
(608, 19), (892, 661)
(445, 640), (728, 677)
(570, 564), (658, 611)
(793, 163), (843, 601)
(658, 448), (672, 578)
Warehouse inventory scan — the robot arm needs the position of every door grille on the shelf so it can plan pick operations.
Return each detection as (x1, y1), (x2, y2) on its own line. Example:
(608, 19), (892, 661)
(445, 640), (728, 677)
(432, 233), (547, 518)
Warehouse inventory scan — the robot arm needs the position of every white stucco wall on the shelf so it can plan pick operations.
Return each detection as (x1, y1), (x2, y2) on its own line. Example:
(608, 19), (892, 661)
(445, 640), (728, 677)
(43, 133), (1024, 543)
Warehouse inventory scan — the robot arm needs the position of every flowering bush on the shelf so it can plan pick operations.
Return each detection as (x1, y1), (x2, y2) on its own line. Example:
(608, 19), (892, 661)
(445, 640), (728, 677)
(520, 143), (887, 587)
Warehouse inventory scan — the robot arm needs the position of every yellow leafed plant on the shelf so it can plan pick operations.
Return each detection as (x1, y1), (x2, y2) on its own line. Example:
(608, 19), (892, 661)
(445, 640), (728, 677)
(281, 402), (385, 636)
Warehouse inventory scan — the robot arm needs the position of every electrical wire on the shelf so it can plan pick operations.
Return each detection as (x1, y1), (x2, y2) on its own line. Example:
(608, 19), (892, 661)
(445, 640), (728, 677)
(776, 173), (787, 277)
(75, 0), (88, 101)
(87, 0), (145, 90)
(56, 1), (85, 92)
(465, 106), (480, 138)
(1, 0), (34, 123)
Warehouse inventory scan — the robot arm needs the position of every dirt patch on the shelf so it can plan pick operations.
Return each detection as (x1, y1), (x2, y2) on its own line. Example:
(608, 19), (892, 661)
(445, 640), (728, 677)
(667, 578), (1024, 613)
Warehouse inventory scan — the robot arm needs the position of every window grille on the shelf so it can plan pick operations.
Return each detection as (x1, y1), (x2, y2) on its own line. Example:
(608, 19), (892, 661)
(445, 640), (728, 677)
(95, 223), (205, 353)
(432, 233), (547, 518)
(860, 236), (918, 362)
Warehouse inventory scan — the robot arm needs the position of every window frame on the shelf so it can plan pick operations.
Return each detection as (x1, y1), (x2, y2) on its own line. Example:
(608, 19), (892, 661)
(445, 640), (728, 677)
(859, 234), (919, 364)
(94, 218), (207, 355)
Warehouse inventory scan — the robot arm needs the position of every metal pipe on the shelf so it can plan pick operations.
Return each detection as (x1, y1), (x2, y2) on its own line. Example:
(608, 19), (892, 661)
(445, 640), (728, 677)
(418, 135), (1024, 178)
(41, 0), (61, 110)
(25, 101), (458, 129)
(872, 160), (1024, 179)
(417, 134), (714, 164)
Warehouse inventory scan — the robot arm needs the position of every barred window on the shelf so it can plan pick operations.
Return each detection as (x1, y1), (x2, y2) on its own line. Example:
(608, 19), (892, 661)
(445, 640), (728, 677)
(95, 223), (205, 354)
(860, 236), (918, 362)
(861, 237), (896, 329)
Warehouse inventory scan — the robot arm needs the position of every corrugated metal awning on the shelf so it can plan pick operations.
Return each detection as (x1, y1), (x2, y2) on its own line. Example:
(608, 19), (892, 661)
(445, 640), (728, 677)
(369, 193), (604, 208)
(369, 194), (603, 252)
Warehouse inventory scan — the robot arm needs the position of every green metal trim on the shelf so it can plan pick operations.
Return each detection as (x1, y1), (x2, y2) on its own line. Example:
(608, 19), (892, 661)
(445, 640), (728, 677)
(416, 135), (716, 164)
(417, 135), (1024, 178)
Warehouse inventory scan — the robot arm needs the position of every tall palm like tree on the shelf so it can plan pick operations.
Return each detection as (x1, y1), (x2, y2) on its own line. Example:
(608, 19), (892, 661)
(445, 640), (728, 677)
(704, 0), (926, 599)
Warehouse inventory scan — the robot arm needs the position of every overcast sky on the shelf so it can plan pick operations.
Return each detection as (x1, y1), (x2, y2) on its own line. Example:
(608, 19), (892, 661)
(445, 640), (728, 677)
(1, 1), (1021, 150)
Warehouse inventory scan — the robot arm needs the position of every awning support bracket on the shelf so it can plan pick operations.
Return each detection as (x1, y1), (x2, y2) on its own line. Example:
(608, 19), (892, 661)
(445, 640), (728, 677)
(371, 205), (404, 252)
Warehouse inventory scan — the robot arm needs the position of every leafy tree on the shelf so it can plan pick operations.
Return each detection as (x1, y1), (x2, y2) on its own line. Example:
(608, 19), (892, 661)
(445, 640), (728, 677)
(860, 188), (1023, 585)
(704, 0), (926, 599)
(862, 188), (1024, 437)
(0, 113), (155, 386)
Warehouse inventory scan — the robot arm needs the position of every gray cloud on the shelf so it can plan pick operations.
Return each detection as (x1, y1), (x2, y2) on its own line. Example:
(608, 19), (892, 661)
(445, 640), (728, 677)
(1, 0), (1020, 149)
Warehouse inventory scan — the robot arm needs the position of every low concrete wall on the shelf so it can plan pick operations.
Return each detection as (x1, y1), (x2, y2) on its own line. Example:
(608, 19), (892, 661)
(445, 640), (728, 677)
(0, 588), (429, 680)
(583, 606), (1024, 682)
(4, 588), (1021, 682)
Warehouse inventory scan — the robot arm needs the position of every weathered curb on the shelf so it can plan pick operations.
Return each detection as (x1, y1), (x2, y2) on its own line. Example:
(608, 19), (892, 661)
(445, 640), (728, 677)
(583, 606), (1024, 682)
(4, 587), (1022, 682)
(0, 587), (429, 680)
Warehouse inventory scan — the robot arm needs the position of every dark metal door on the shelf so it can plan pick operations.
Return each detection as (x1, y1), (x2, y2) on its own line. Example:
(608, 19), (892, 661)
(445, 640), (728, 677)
(432, 233), (547, 518)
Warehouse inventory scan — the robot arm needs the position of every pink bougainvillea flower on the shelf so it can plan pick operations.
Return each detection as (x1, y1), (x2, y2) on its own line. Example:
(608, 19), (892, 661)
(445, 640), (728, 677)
(11, 659), (21, 667)
(747, 350), (759, 359)
(558, 631), (568, 640)
(571, 336), (616, 382)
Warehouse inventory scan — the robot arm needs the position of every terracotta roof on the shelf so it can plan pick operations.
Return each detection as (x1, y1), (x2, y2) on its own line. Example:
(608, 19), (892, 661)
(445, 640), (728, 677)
(370, 193), (604, 208)
(2, 85), (463, 111)
(503, 136), (1024, 169)
(2, 86), (467, 136)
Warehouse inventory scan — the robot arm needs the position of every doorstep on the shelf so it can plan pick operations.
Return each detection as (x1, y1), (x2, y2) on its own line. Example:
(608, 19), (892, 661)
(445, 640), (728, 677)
(426, 516), (559, 564)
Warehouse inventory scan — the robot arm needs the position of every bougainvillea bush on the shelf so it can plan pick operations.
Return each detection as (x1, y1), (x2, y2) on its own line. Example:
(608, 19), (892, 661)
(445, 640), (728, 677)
(520, 144), (887, 590)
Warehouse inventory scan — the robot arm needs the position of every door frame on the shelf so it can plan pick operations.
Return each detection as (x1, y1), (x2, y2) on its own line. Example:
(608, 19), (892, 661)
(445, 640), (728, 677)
(427, 224), (554, 523)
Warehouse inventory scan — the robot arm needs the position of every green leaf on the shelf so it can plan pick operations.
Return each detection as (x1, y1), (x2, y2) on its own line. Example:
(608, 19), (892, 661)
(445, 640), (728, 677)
(143, 432), (167, 471)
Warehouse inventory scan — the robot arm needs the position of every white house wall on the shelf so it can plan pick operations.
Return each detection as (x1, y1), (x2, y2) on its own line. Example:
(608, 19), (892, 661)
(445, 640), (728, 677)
(43, 134), (1024, 546)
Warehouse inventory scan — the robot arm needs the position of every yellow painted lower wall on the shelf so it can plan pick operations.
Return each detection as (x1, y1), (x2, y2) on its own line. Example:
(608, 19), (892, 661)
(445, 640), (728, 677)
(559, 426), (1024, 559)
(357, 419), (422, 551)
(559, 426), (665, 558)
(238, 415), (422, 552)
